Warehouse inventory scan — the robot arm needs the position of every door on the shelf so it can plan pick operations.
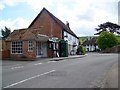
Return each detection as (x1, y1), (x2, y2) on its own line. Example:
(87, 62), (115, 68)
(36, 42), (42, 57)
(36, 42), (47, 57)
(41, 42), (47, 57)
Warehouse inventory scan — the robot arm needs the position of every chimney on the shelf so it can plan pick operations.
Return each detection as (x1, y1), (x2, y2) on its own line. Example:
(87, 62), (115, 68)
(66, 21), (70, 28)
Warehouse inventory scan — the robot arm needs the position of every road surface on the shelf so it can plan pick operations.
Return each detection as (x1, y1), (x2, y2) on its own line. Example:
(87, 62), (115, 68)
(1, 53), (118, 88)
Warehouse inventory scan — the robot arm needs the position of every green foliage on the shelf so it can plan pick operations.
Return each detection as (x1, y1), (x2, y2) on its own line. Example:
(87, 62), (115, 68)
(78, 37), (87, 45)
(95, 22), (120, 35)
(1, 26), (11, 39)
(116, 36), (120, 45)
(78, 40), (82, 45)
(96, 31), (118, 50)
(76, 45), (86, 55)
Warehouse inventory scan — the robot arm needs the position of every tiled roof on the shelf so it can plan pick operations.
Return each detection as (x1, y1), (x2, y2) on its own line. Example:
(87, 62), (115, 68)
(6, 28), (27, 41)
(6, 28), (49, 41)
(82, 37), (97, 46)
(28, 8), (78, 39)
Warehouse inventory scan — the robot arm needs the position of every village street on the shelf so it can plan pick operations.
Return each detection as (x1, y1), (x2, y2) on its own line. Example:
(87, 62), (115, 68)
(1, 53), (118, 88)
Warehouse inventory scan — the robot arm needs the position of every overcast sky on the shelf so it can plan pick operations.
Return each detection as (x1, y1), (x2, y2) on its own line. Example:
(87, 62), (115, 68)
(0, 0), (119, 37)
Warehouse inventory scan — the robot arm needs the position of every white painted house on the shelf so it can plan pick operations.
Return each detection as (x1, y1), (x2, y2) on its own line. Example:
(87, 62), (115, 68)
(82, 37), (99, 52)
(64, 22), (79, 55)
(64, 30), (78, 55)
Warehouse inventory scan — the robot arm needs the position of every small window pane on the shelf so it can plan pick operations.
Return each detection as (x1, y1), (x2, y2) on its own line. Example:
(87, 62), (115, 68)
(11, 41), (22, 54)
(28, 40), (33, 52)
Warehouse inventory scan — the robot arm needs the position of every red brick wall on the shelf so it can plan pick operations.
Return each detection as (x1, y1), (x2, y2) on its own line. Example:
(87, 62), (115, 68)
(29, 10), (62, 39)
(1, 50), (10, 58)
(6, 41), (37, 59)
(6, 41), (11, 50)
(22, 40), (36, 59)
(3, 41), (11, 58)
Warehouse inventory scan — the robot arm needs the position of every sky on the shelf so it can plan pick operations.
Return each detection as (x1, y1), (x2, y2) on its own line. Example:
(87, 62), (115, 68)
(118, 1), (120, 25)
(0, 0), (119, 37)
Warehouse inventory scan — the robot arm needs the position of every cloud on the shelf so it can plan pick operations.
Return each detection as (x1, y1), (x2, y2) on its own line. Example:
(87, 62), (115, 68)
(51, 0), (119, 36)
(0, 17), (31, 30)
(26, 0), (54, 12)
(0, 0), (119, 36)
(0, 0), (26, 10)
(118, 1), (120, 25)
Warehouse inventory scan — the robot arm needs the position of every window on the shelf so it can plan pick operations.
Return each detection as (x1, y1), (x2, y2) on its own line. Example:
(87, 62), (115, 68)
(11, 41), (22, 54)
(28, 40), (33, 52)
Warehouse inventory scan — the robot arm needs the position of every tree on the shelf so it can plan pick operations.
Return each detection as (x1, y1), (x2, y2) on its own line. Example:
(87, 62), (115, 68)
(76, 45), (86, 55)
(1, 26), (11, 39)
(96, 31), (118, 50)
(95, 22), (120, 35)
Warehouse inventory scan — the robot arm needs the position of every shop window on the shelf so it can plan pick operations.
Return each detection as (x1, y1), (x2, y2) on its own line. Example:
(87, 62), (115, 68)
(11, 41), (22, 54)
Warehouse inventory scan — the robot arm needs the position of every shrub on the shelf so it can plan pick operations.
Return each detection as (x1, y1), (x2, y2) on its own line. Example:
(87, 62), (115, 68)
(116, 36), (120, 45)
(76, 45), (86, 55)
(96, 31), (118, 50)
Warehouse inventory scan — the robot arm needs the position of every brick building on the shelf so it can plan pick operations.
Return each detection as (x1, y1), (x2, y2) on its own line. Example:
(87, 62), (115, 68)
(6, 8), (79, 59)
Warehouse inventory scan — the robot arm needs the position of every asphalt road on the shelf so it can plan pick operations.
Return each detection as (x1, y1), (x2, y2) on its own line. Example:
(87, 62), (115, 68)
(1, 53), (118, 88)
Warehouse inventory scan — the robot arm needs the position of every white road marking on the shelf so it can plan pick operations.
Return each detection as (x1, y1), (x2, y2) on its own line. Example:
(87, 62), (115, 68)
(11, 66), (24, 70)
(34, 63), (42, 65)
(15, 64), (21, 66)
(47, 61), (57, 63)
(2, 70), (56, 89)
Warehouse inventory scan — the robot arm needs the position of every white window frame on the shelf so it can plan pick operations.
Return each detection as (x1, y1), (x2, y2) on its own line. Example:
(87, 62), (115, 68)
(11, 41), (22, 54)
(28, 40), (33, 52)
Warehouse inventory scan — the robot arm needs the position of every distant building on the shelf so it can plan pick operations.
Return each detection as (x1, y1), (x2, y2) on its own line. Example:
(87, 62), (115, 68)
(82, 37), (99, 52)
(5, 8), (79, 59)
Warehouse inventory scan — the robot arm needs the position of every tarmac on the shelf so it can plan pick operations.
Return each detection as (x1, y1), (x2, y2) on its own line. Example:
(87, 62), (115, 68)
(2, 53), (118, 88)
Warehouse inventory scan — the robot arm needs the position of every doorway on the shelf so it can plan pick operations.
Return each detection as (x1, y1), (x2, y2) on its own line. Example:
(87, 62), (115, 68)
(36, 42), (47, 57)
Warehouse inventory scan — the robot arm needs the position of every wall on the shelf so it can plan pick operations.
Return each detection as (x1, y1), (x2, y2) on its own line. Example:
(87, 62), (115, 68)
(23, 40), (36, 59)
(1, 41), (11, 58)
(29, 10), (62, 39)
(64, 31), (78, 55)
(101, 45), (120, 53)
(84, 45), (99, 52)
(6, 40), (36, 59)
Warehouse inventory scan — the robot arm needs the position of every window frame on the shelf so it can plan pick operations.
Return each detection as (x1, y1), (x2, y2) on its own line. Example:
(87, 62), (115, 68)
(11, 41), (23, 54)
(28, 40), (33, 52)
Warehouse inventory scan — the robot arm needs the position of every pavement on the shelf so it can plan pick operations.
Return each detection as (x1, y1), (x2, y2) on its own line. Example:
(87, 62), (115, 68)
(37, 54), (87, 62)
(2, 54), (86, 61)
(102, 63), (118, 88)
(1, 53), (118, 88)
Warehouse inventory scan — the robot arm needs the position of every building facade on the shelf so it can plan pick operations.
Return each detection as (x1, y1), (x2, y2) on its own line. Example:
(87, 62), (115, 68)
(5, 8), (78, 59)
(82, 37), (99, 52)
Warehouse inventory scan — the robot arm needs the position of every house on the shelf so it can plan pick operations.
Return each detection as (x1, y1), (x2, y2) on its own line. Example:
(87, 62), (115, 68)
(82, 37), (99, 52)
(5, 8), (79, 59)
(0, 38), (10, 59)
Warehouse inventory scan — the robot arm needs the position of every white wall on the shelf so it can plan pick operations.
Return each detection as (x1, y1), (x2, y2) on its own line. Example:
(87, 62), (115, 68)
(64, 31), (78, 55)
(84, 45), (99, 52)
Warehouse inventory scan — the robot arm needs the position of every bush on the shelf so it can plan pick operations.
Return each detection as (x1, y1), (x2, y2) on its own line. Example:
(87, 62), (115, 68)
(76, 45), (86, 55)
(116, 36), (120, 45)
(96, 31), (118, 50)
